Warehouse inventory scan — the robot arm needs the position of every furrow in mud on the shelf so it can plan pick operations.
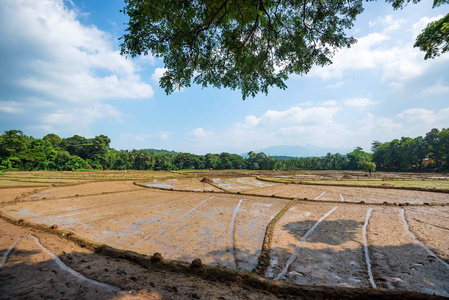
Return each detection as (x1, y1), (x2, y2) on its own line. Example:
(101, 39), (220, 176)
(367, 207), (449, 296)
(275, 206), (369, 288)
(401, 209), (449, 268)
(229, 199), (243, 269)
(127, 196), (214, 251)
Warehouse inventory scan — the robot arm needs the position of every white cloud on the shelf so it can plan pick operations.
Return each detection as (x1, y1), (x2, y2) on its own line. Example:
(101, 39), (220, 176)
(177, 104), (449, 154)
(188, 128), (214, 139)
(344, 98), (380, 108)
(309, 14), (449, 89)
(42, 103), (123, 132)
(0, 101), (23, 114)
(151, 68), (167, 83)
(244, 116), (260, 127)
(151, 67), (185, 92)
(325, 81), (346, 89)
(321, 100), (338, 106)
(398, 107), (449, 130)
(369, 15), (407, 32)
(133, 134), (153, 142)
(422, 81), (449, 94)
(224, 106), (349, 151)
(0, 0), (153, 132)
(412, 15), (443, 38)
(160, 132), (170, 140)
(309, 32), (390, 79)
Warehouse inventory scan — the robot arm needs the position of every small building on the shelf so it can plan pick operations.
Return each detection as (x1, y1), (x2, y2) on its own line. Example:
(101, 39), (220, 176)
(422, 158), (434, 168)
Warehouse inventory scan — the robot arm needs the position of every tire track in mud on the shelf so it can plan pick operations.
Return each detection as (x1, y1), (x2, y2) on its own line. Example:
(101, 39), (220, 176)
(363, 208), (376, 288)
(275, 206), (339, 280)
(29, 235), (122, 291)
(314, 191), (327, 200)
(0, 234), (31, 268)
(80, 194), (199, 229)
(8, 192), (200, 240)
(368, 208), (449, 296)
(401, 209), (449, 269)
(407, 217), (449, 231)
(406, 208), (449, 219)
(229, 199), (243, 269)
(23, 189), (148, 219)
(127, 196), (214, 251)
(1, 233), (121, 292)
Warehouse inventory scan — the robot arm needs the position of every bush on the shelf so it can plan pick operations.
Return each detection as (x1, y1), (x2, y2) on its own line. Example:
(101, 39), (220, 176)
(64, 155), (88, 171)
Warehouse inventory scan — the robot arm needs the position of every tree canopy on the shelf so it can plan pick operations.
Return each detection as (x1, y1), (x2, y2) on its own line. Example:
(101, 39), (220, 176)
(120, 0), (448, 99)
(1, 128), (449, 172)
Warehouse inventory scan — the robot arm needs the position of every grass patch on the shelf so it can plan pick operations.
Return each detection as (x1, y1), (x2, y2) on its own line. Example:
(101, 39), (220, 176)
(0, 180), (51, 187)
(260, 177), (449, 190)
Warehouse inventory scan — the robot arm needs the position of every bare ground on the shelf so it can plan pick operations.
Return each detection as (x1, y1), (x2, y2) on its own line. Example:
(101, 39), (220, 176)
(1, 178), (448, 299)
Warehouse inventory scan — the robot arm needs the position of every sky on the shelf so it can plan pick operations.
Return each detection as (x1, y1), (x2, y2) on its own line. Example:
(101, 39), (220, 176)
(0, 0), (448, 155)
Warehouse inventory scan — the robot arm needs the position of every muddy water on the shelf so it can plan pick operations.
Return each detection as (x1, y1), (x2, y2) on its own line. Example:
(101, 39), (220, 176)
(213, 177), (277, 192)
(146, 178), (221, 192)
(367, 207), (449, 296)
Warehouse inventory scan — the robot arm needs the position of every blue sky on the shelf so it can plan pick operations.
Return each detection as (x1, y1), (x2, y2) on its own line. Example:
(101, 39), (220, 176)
(0, 0), (448, 155)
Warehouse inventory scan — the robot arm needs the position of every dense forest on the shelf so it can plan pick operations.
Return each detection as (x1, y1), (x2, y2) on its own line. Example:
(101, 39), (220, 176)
(0, 128), (448, 172)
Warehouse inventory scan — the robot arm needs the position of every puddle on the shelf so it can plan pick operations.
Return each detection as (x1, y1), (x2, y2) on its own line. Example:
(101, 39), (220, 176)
(146, 183), (174, 189)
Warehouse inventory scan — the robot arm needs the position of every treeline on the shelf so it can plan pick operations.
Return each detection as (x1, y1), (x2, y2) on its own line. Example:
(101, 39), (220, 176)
(0, 129), (447, 172)
(372, 128), (449, 171)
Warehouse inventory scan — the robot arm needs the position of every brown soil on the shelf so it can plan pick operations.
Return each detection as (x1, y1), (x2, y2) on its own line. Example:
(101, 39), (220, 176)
(1, 218), (445, 300)
(1, 178), (448, 299)
(249, 184), (449, 205)
(3, 190), (288, 271)
(200, 176), (213, 184)
(404, 207), (449, 261)
(24, 181), (142, 201)
(367, 207), (449, 295)
(266, 202), (449, 296)
(0, 187), (42, 204)
(0, 218), (277, 299)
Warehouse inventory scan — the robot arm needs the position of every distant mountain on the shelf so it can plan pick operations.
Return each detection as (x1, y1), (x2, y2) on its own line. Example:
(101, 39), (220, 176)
(244, 145), (352, 158)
